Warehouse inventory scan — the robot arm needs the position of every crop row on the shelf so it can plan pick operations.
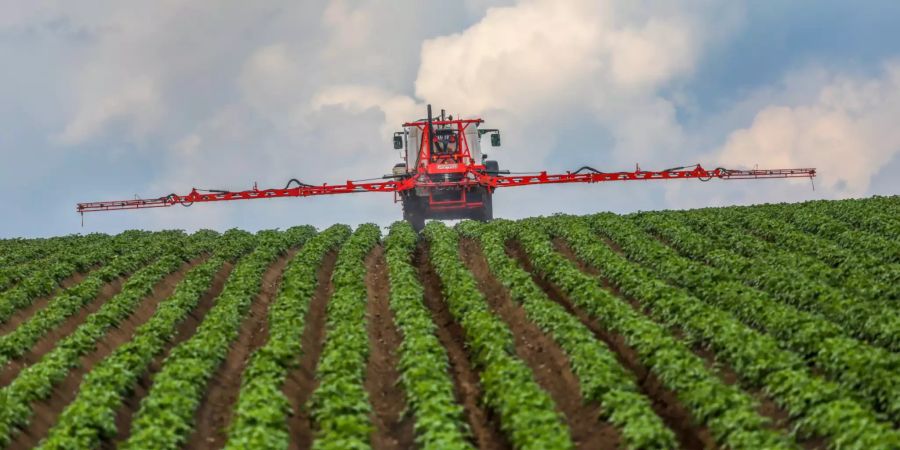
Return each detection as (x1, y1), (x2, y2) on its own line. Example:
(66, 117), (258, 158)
(760, 203), (899, 265)
(38, 230), (258, 449)
(635, 214), (899, 351)
(0, 235), (107, 292)
(225, 225), (350, 449)
(384, 221), (472, 449)
(459, 220), (678, 449)
(589, 213), (900, 424)
(0, 230), (210, 367)
(0, 230), (158, 325)
(513, 219), (791, 449)
(0, 234), (95, 268)
(677, 207), (900, 306)
(308, 224), (380, 450)
(424, 222), (572, 450)
(548, 216), (899, 448)
(719, 207), (899, 302)
(798, 196), (899, 239)
(0, 229), (221, 446)
(679, 210), (867, 292)
(121, 226), (315, 449)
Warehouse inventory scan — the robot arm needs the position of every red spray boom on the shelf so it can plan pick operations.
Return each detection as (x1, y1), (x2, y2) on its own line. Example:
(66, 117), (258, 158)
(77, 105), (815, 229)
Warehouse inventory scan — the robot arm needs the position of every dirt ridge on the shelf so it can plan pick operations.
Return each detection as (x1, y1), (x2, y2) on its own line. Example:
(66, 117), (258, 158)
(8, 258), (200, 449)
(106, 261), (235, 447)
(285, 250), (338, 450)
(364, 245), (416, 450)
(554, 236), (820, 447)
(184, 249), (298, 449)
(0, 277), (125, 389)
(0, 269), (93, 336)
(416, 244), (510, 450)
(460, 238), (620, 450)
(506, 240), (712, 450)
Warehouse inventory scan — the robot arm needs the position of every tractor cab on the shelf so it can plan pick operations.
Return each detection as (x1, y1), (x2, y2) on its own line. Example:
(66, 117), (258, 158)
(431, 128), (459, 158)
(391, 105), (501, 230)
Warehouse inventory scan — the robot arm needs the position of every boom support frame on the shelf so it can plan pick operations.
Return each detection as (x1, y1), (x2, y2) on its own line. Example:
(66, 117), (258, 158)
(76, 165), (816, 214)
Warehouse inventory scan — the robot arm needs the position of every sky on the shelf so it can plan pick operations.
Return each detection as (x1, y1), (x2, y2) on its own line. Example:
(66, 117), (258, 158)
(1, 0), (899, 238)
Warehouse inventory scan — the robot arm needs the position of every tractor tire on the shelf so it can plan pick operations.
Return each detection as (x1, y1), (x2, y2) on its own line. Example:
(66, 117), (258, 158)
(402, 197), (425, 232)
(481, 190), (494, 221)
(473, 188), (493, 222)
(485, 160), (500, 175)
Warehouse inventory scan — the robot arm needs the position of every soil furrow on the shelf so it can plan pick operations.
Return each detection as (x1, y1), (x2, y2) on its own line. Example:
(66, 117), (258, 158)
(415, 244), (510, 450)
(8, 258), (199, 449)
(459, 238), (619, 450)
(184, 249), (298, 450)
(0, 269), (93, 336)
(364, 246), (416, 450)
(105, 261), (235, 448)
(285, 251), (337, 450)
(506, 240), (712, 450)
(0, 277), (125, 389)
(554, 237), (822, 448)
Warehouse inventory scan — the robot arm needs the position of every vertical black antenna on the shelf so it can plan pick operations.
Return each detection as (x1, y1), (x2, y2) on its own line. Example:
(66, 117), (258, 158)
(426, 104), (434, 162)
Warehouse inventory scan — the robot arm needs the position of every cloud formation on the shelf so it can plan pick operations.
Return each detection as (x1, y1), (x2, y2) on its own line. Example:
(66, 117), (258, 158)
(715, 62), (900, 197)
(412, 0), (725, 164)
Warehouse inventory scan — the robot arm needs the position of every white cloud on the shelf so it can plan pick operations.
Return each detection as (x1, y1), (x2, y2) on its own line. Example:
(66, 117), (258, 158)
(714, 62), (900, 198)
(413, 0), (741, 165)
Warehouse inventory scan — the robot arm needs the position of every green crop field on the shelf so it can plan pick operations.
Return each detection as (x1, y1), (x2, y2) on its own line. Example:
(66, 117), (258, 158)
(0, 196), (897, 450)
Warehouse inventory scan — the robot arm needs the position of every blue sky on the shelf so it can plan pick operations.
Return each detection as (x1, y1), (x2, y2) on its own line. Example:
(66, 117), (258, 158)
(2, 1), (898, 238)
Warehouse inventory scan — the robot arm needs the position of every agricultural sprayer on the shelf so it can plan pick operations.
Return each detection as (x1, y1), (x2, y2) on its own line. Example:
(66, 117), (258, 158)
(77, 105), (816, 229)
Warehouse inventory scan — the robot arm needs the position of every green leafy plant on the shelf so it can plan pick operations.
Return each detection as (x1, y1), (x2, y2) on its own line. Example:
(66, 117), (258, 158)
(121, 226), (315, 450)
(308, 223), (380, 450)
(384, 221), (472, 450)
(0, 229), (223, 447)
(225, 225), (350, 449)
(635, 212), (899, 351)
(592, 212), (900, 423)
(37, 229), (256, 450)
(424, 222), (572, 450)
(458, 219), (677, 449)
(512, 218), (794, 449)
(549, 216), (899, 449)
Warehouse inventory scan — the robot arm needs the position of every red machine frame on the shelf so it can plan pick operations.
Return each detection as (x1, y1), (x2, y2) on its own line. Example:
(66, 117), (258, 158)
(76, 164), (815, 213)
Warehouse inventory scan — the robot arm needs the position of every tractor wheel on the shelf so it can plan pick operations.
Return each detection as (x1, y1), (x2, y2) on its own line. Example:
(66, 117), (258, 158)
(475, 188), (493, 222)
(402, 197), (425, 232)
(485, 160), (500, 175)
(482, 190), (493, 221)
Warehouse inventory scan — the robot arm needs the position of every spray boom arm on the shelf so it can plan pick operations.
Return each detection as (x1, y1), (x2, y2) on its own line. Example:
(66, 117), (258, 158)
(76, 164), (815, 214)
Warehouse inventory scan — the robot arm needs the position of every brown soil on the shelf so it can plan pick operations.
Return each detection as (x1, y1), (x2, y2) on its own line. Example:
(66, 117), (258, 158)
(690, 342), (811, 444)
(0, 276), (126, 388)
(0, 269), (93, 336)
(184, 249), (299, 449)
(364, 246), (416, 450)
(7, 258), (199, 449)
(416, 244), (511, 450)
(106, 261), (235, 447)
(284, 250), (338, 450)
(506, 240), (713, 450)
(459, 238), (620, 450)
